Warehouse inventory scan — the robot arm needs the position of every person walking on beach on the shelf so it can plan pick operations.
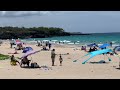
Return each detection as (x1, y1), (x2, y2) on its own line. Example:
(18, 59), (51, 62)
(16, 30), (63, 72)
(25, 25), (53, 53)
(51, 49), (56, 66)
(59, 54), (63, 66)
(48, 43), (51, 50)
(10, 40), (14, 48)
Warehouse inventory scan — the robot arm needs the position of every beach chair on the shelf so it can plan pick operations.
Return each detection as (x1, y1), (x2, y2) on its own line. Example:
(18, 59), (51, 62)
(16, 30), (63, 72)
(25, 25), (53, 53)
(20, 59), (31, 67)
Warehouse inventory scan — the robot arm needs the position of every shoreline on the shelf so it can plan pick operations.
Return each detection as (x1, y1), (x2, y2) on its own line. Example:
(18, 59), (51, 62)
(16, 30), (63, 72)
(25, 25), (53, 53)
(0, 40), (119, 79)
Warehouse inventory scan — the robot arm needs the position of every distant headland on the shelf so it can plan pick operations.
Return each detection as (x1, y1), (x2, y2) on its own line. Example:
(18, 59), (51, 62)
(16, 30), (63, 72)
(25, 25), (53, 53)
(68, 32), (91, 35)
(0, 26), (91, 39)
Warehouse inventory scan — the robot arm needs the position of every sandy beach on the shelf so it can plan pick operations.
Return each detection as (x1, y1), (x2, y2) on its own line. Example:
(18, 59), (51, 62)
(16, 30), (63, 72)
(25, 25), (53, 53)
(0, 40), (120, 79)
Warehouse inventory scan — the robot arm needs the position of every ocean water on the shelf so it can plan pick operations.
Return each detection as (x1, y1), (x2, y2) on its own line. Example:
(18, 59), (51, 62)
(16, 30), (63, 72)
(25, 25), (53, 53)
(21, 33), (120, 46)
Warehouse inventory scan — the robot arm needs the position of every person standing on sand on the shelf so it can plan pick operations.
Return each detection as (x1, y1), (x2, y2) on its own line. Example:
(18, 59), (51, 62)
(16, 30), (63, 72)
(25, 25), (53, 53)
(51, 49), (56, 66)
(48, 43), (51, 50)
(59, 54), (63, 66)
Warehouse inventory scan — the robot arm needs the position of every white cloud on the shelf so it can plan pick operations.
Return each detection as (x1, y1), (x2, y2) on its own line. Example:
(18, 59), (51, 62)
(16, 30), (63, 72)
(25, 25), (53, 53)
(0, 11), (52, 17)
(0, 11), (79, 17)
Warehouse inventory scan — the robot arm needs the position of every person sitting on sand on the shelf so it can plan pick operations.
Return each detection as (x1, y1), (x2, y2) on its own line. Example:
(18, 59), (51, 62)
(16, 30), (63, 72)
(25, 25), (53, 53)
(37, 41), (41, 47)
(41, 45), (49, 51)
(20, 56), (31, 67)
(89, 47), (93, 52)
(93, 46), (97, 51)
(59, 54), (63, 66)
(81, 46), (84, 50)
(10, 55), (20, 66)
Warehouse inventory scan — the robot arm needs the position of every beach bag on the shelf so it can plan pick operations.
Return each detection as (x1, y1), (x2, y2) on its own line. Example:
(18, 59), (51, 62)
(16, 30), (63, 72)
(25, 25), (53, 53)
(99, 60), (106, 63)
(31, 62), (39, 68)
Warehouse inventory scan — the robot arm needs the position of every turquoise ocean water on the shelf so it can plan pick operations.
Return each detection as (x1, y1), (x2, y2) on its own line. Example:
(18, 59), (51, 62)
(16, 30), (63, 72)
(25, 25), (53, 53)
(21, 33), (120, 46)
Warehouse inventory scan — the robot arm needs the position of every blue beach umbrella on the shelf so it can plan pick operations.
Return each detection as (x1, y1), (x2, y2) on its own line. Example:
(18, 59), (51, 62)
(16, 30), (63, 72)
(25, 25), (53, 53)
(81, 49), (113, 64)
(99, 43), (110, 49)
(113, 46), (120, 54)
(87, 43), (98, 47)
(22, 47), (33, 53)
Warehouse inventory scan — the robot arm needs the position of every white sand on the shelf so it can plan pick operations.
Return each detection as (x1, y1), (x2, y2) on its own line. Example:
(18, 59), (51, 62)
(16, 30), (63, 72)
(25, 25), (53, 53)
(0, 41), (120, 79)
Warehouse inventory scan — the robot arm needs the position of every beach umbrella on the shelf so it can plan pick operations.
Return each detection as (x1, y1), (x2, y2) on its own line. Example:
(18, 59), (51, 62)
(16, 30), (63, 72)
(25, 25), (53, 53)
(82, 49), (112, 64)
(99, 43), (110, 49)
(21, 50), (40, 58)
(16, 40), (21, 42)
(22, 47), (33, 53)
(113, 46), (120, 68)
(14, 39), (22, 45)
(73, 49), (112, 64)
(87, 43), (98, 47)
(113, 46), (120, 54)
(16, 42), (22, 45)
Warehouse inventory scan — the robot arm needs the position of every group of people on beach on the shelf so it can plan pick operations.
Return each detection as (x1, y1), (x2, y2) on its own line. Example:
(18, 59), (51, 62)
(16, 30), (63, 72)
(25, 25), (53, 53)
(10, 49), (63, 67)
(9, 39), (114, 68)
(9, 39), (63, 68)
(37, 40), (52, 51)
(51, 49), (63, 66)
(81, 41), (113, 52)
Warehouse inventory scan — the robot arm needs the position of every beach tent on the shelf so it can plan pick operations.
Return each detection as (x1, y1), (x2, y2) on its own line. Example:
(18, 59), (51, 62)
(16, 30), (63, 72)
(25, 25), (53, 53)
(22, 47), (33, 53)
(21, 50), (40, 58)
(114, 46), (120, 52)
(82, 49), (113, 64)
(16, 40), (21, 42)
(87, 43), (98, 47)
(15, 40), (22, 45)
(99, 43), (110, 49)
(113, 46), (120, 69)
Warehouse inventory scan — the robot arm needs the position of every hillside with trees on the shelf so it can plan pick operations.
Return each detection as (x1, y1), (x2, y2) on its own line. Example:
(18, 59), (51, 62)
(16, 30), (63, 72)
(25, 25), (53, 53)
(0, 26), (70, 39)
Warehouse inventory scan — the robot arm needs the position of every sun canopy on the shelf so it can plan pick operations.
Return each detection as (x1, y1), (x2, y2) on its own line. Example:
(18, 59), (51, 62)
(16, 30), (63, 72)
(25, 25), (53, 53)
(21, 50), (40, 58)
(82, 49), (113, 64)
(87, 43), (98, 47)
(99, 43), (110, 49)
(22, 47), (33, 53)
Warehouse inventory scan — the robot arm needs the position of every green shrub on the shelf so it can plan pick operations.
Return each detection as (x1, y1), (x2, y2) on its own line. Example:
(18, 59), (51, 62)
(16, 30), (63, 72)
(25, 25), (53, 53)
(0, 54), (10, 60)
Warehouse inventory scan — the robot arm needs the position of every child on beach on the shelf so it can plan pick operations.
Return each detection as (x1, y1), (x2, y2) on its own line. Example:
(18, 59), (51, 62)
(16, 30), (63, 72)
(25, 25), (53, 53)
(59, 54), (63, 66)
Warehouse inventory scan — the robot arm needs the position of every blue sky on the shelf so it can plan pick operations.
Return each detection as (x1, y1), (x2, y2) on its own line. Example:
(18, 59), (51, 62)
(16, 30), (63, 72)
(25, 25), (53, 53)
(0, 11), (120, 33)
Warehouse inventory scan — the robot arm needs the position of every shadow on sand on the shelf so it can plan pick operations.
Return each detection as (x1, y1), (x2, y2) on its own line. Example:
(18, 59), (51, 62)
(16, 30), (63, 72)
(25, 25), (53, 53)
(21, 66), (41, 69)
(116, 67), (120, 70)
(89, 61), (109, 64)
